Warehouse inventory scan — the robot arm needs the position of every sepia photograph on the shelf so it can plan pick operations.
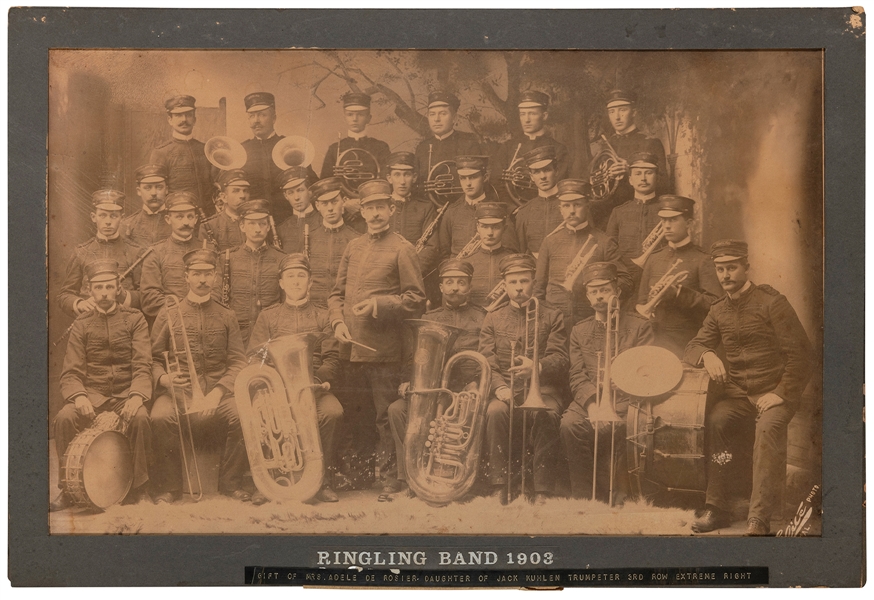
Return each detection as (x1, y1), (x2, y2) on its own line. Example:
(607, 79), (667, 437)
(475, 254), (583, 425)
(46, 47), (823, 537)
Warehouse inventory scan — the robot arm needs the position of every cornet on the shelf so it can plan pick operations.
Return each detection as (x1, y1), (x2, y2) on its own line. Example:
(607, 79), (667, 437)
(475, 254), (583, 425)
(631, 222), (666, 268)
(636, 259), (689, 319)
(561, 235), (599, 292)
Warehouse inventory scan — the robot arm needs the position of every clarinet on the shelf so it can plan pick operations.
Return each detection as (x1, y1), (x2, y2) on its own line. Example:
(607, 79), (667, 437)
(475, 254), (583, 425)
(221, 249), (231, 306)
(415, 200), (450, 253)
(269, 215), (282, 251)
(303, 224), (310, 258)
(197, 208), (218, 248)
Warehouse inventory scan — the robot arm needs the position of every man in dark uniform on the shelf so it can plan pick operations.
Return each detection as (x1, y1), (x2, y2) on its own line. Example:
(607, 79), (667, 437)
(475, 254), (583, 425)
(514, 145), (564, 257)
(223, 199), (285, 347)
(479, 254), (569, 505)
(686, 241), (812, 536)
(387, 258), (486, 499)
(320, 92), (391, 181)
(240, 92), (317, 224)
(560, 262), (654, 502)
(247, 253), (345, 504)
(638, 195), (721, 357)
(275, 166), (323, 252)
(436, 155), (518, 262)
(329, 179), (427, 497)
(51, 259), (153, 510)
(58, 189), (145, 318)
(605, 151), (664, 296)
(149, 95), (215, 217)
(150, 248), (251, 503)
(589, 89), (668, 229)
(495, 90), (571, 204)
(199, 169), (250, 252)
(535, 179), (631, 329)
(466, 202), (515, 309)
(122, 164), (172, 248)
(385, 152), (438, 261)
(140, 191), (215, 321)
(305, 177), (362, 307)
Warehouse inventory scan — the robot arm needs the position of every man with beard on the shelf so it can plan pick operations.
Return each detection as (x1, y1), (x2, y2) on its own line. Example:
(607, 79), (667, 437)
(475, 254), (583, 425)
(51, 259), (153, 510)
(275, 166), (323, 252)
(513, 146), (564, 257)
(320, 92), (391, 181)
(199, 169), (250, 252)
(122, 164), (172, 248)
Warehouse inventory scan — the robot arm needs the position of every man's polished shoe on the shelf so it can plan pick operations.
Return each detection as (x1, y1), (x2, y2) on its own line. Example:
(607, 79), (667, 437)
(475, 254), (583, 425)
(50, 492), (75, 512)
(152, 491), (180, 505)
(224, 489), (252, 503)
(251, 490), (269, 506)
(746, 517), (770, 536)
(691, 507), (732, 533)
(317, 485), (339, 503)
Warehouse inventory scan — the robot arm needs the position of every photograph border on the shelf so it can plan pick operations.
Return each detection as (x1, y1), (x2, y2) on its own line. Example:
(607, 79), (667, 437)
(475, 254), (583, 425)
(8, 7), (865, 587)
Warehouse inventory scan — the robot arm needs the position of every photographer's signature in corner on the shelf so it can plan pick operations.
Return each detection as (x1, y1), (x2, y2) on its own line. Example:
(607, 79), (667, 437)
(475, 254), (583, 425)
(776, 484), (821, 537)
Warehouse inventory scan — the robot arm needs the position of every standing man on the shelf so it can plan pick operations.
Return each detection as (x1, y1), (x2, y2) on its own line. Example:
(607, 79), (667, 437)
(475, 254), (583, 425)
(51, 259), (153, 510)
(414, 91), (483, 187)
(58, 189), (144, 318)
(328, 179), (427, 497)
(638, 195), (721, 357)
(150, 248), (251, 504)
(589, 89), (668, 229)
(140, 191), (215, 321)
(199, 169), (250, 252)
(560, 262), (654, 502)
(223, 199), (286, 347)
(275, 166), (323, 253)
(385, 152), (438, 257)
(465, 202), (515, 308)
(248, 253), (345, 504)
(320, 92), (391, 181)
(479, 254), (569, 505)
(123, 164), (172, 248)
(149, 95), (215, 217)
(686, 241), (812, 536)
(535, 179), (631, 329)
(514, 145), (564, 257)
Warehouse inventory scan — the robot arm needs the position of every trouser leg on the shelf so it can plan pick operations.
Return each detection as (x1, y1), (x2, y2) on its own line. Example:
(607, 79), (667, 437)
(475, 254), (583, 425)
(149, 394), (182, 494)
(115, 402), (152, 489)
(704, 396), (755, 512)
(316, 391), (344, 474)
(365, 362), (401, 481)
(52, 403), (90, 490)
(205, 393), (247, 494)
(530, 394), (562, 494)
(485, 398), (510, 485)
(749, 403), (795, 525)
(560, 402), (595, 499)
(387, 397), (409, 482)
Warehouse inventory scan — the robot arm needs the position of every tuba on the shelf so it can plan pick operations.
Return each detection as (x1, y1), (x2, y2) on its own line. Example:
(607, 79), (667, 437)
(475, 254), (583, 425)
(589, 135), (622, 200)
(334, 148), (380, 197)
(404, 319), (491, 505)
(272, 136), (316, 170)
(501, 144), (537, 206)
(234, 333), (328, 503)
(205, 136), (248, 170)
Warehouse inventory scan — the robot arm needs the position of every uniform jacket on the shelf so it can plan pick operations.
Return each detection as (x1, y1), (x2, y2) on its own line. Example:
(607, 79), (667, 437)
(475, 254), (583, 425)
(59, 304), (152, 407)
(389, 195), (439, 274)
(122, 209), (172, 248)
(414, 130), (483, 181)
(684, 283), (812, 408)
(199, 210), (245, 252)
(140, 235), (214, 319)
(479, 300), (569, 401)
(247, 301), (340, 386)
(534, 224), (632, 329)
(57, 236), (145, 318)
(328, 228), (426, 362)
(149, 138), (215, 217)
(320, 135), (391, 181)
(494, 134), (571, 204)
(223, 243), (285, 345)
(605, 197), (663, 268)
(306, 222), (361, 307)
(638, 241), (722, 356)
(514, 193), (564, 256)
(276, 208), (322, 254)
(568, 312), (654, 415)
(466, 245), (514, 308)
(151, 296), (247, 396)
(436, 194), (519, 260)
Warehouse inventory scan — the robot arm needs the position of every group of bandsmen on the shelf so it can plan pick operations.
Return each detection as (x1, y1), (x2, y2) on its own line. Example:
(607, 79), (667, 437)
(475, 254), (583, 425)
(51, 86), (812, 536)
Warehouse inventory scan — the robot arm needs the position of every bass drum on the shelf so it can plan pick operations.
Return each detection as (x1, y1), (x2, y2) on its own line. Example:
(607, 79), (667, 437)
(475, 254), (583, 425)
(63, 411), (133, 511)
(626, 368), (710, 501)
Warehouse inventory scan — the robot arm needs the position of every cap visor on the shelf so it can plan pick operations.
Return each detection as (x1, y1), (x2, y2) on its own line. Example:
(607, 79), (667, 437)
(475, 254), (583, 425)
(361, 194), (392, 204)
(630, 162), (658, 170)
(428, 101), (450, 109)
(344, 104), (368, 111)
(658, 209), (684, 218)
(281, 178), (307, 190)
(314, 189), (342, 201)
(712, 255), (744, 263)
(243, 212), (269, 220)
(187, 263), (215, 271)
(518, 101), (545, 108)
(585, 278), (613, 287)
(558, 194), (586, 202)
(226, 180), (250, 187)
(440, 269), (469, 278)
(93, 202), (124, 211)
(138, 175), (167, 184)
(606, 100), (632, 108)
(168, 107), (195, 113)
(456, 168), (481, 176)
(88, 273), (118, 283)
(528, 158), (554, 170)
(246, 104), (272, 113)
(167, 203), (197, 212)
(388, 164), (414, 171)
(503, 267), (535, 276)
(477, 217), (504, 225)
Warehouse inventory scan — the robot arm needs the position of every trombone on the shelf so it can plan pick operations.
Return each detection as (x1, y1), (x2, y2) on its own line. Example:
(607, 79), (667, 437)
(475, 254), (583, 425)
(590, 295), (623, 506)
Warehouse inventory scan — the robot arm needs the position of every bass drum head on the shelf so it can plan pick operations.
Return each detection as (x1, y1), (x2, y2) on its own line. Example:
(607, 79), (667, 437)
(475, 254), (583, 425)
(81, 431), (133, 509)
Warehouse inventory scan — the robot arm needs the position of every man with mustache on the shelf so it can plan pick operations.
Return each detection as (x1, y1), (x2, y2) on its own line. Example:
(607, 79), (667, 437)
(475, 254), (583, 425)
(149, 95), (215, 217)
(122, 164), (172, 248)
(150, 248), (250, 504)
(275, 166), (323, 252)
(320, 92), (391, 182)
(199, 169), (250, 252)
(51, 259), (153, 511)
(329, 179), (426, 499)
(514, 145), (564, 257)
(140, 191), (217, 321)
(686, 240), (812, 536)
(58, 189), (144, 318)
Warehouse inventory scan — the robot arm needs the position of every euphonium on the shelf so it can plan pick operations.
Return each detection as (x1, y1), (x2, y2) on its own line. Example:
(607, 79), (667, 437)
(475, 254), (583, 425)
(631, 222), (666, 268)
(234, 333), (328, 503)
(403, 319), (491, 505)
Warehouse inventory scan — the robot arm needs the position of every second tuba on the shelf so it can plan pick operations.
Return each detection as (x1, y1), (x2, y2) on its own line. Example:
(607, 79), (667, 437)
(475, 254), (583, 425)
(205, 136), (248, 170)
(272, 135), (316, 170)
(234, 333), (327, 503)
(404, 319), (491, 505)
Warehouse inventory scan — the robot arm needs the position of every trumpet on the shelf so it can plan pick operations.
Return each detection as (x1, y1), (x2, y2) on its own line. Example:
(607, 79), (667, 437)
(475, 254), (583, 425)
(590, 295), (623, 506)
(589, 135), (622, 200)
(561, 234), (599, 292)
(631, 222), (666, 268)
(272, 136), (316, 170)
(483, 280), (508, 312)
(205, 136), (247, 170)
(636, 259), (689, 319)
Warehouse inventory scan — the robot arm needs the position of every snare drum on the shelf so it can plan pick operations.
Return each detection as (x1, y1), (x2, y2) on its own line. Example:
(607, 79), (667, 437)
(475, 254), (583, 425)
(626, 368), (711, 500)
(62, 411), (133, 510)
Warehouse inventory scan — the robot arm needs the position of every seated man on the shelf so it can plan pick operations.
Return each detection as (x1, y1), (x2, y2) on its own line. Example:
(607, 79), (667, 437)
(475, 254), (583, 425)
(248, 253), (344, 505)
(149, 248), (251, 504)
(479, 254), (569, 505)
(686, 240), (812, 536)
(560, 262), (654, 502)
(52, 259), (153, 510)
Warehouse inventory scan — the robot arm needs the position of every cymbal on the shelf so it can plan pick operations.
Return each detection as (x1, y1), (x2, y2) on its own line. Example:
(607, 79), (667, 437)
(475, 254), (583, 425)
(611, 346), (683, 398)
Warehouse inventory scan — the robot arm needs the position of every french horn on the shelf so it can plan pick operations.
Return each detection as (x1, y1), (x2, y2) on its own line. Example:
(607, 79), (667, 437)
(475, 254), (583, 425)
(424, 160), (462, 207)
(501, 156), (537, 206)
(334, 148), (379, 197)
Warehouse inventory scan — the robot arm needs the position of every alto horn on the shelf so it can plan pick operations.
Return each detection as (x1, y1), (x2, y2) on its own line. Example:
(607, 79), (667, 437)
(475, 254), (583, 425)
(272, 135), (316, 170)
(403, 319), (492, 505)
(234, 333), (328, 503)
(205, 136), (248, 170)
